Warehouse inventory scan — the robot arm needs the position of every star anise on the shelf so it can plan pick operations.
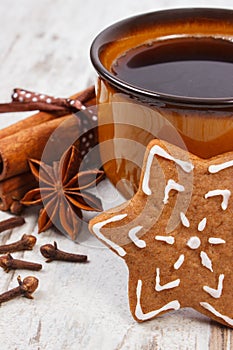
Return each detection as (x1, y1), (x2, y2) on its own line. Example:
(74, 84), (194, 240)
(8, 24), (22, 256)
(21, 146), (104, 240)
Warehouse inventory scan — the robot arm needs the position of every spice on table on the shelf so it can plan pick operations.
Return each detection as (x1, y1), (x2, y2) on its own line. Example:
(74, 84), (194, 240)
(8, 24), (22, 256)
(0, 86), (98, 183)
(0, 216), (25, 233)
(0, 85), (96, 143)
(0, 85), (99, 214)
(0, 275), (39, 304)
(40, 241), (88, 263)
(0, 85), (95, 115)
(0, 234), (36, 254)
(0, 172), (38, 214)
(21, 145), (104, 240)
(9, 200), (24, 215)
(0, 253), (42, 272)
(0, 115), (71, 182)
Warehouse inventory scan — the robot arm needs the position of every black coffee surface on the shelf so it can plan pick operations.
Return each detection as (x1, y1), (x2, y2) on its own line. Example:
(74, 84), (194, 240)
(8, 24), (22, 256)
(112, 37), (233, 99)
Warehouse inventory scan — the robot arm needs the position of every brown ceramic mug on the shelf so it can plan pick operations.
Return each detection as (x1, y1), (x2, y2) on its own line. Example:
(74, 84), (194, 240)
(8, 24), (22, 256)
(90, 8), (233, 198)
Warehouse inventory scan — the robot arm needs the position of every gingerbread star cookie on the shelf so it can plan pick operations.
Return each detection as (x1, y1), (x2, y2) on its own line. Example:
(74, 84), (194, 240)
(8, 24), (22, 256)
(89, 139), (233, 327)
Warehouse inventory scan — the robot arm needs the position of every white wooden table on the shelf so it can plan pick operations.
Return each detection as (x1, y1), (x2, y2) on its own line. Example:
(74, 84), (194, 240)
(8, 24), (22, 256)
(0, 1), (233, 349)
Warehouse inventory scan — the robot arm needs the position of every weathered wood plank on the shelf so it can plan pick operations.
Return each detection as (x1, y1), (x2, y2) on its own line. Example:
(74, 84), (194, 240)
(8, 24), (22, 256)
(0, 1), (232, 349)
(209, 321), (233, 350)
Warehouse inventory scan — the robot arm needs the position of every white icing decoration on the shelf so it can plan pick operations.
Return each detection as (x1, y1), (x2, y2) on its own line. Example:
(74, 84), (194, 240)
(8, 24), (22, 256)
(163, 179), (185, 204)
(200, 302), (233, 326)
(205, 190), (231, 210)
(135, 279), (180, 321)
(142, 145), (194, 196)
(203, 274), (224, 298)
(25, 92), (31, 98)
(200, 251), (213, 272)
(209, 160), (233, 174)
(155, 268), (180, 291)
(155, 236), (175, 245)
(174, 254), (185, 270)
(208, 237), (226, 244)
(198, 218), (207, 232)
(92, 214), (127, 257)
(128, 226), (146, 248)
(180, 212), (190, 227)
(187, 236), (201, 250)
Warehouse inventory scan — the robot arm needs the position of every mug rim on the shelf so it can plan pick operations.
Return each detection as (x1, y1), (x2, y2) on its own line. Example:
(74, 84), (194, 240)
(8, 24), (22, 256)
(90, 7), (233, 108)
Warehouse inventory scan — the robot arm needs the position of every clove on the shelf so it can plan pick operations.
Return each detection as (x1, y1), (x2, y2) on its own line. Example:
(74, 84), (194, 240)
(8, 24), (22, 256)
(0, 275), (39, 304)
(10, 201), (24, 215)
(40, 241), (88, 263)
(0, 217), (25, 233)
(0, 234), (36, 254)
(0, 253), (42, 273)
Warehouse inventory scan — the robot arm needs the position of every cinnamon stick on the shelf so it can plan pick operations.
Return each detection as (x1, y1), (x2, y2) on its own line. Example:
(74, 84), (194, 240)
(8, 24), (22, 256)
(10, 200), (24, 215)
(0, 86), (98, 213)
(0, 97), (98, 181)
(0, 116), (70, 181)
(0, 172), (37, 212)
(0, 86), (95, 139)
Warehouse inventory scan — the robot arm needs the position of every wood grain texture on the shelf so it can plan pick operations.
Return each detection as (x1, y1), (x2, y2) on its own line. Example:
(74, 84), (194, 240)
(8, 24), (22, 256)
(0, 0), (233, 349)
